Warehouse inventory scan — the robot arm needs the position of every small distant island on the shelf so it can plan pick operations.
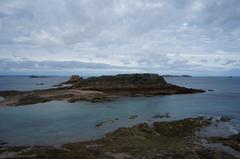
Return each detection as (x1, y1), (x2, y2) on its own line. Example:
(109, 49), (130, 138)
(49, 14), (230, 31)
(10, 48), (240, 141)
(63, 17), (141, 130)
(0, 73), (204, 106)
(29, 75), (49, 78)
(163, 75), (192, 77)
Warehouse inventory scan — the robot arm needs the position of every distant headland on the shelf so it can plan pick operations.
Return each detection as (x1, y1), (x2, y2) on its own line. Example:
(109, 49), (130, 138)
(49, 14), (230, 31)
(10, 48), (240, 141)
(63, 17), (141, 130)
(162, 75), (192, 77)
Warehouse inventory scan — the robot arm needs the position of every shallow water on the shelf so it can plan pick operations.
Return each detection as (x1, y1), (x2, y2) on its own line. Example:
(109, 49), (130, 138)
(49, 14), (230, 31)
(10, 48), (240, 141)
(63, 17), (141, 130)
(0, 76), (239, 145)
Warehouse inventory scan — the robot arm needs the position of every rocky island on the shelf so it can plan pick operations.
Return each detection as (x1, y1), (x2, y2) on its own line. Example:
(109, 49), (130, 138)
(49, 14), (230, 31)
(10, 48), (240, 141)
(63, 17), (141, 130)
(0, 73), (204, 106)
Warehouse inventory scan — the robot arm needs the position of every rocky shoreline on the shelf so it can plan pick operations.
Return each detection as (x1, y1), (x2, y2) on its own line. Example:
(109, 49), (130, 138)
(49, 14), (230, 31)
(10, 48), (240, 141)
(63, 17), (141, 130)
(0, 74), (205, 106)
(0, 116), (239, 159)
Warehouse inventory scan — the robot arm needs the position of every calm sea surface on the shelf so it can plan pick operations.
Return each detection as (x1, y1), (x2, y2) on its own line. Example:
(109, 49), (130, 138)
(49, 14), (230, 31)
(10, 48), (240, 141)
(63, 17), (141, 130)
(0, 76), (239, 145)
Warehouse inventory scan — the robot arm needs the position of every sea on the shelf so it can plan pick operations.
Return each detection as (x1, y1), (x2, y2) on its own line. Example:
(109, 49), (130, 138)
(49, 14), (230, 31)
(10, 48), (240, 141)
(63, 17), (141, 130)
(0, 76), (239, 146)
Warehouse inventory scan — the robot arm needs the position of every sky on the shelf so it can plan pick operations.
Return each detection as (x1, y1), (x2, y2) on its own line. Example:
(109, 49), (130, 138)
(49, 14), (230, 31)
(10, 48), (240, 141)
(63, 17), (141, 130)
(0, 0), (240, 76)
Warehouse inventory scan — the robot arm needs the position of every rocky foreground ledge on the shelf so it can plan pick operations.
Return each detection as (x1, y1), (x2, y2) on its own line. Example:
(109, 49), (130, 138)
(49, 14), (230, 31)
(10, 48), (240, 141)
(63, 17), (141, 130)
(0, 117), (239, 159)
(0, 74), (205, 106)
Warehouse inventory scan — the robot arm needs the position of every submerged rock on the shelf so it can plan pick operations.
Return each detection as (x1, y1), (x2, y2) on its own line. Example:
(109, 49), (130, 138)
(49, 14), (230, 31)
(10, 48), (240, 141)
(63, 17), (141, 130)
(152, 113), (170, 119)
(128, 115), (138, 120)
(95, 118), (119, 127)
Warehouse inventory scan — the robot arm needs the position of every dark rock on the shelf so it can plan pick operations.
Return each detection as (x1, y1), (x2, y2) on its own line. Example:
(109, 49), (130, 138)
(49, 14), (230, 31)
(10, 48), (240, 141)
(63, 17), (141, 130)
(208, 89), (214, 92)
(62, 75), (83, 84)
(208, 133), (240, 152)
(36, 83), (44, 85)
(152, 113), (170, 119)
(128, 115), (138, 120)
(29, 76), (48, 78)
(0, 142), (8, 145)
(136, 123), (154, 134)
(196, 149), (237, 159)
(182, 75), (192, 77)
(69, 96), (113, 103)
(17, 95), (50, 105)
(96, 121), (107, 127)
(96, 119), (115, 127)
(220, 116), (231, 122)
(0, 91), (27, 97)
(153, 117), (210, 137)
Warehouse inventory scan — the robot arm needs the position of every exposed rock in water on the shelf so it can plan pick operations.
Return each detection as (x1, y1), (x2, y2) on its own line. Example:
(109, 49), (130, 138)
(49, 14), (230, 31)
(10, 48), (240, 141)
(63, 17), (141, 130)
(128, 115), (138, 120)
(152, 113), (170, 119)
(95, 119), (115, 127)
(208, 133), (240, 152)
(220, 116), (231, 122)
(36, 83), (44, 85)
(153, 117), (211, 137)
(17, 95), (50, 105)
(208, 89), (214, 92)
(62, 75), (83, 84)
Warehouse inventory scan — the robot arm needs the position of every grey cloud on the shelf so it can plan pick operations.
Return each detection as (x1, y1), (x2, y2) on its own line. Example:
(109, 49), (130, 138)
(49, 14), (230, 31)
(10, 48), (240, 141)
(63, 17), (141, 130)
(0, 59), (126, 70)
(223, 60), (238, 65)
(0, 0), (240, 76)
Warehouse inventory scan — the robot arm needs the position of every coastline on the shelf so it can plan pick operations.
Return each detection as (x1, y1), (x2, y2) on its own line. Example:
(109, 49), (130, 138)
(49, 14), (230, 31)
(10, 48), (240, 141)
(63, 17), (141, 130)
(0, 116), (239, 159)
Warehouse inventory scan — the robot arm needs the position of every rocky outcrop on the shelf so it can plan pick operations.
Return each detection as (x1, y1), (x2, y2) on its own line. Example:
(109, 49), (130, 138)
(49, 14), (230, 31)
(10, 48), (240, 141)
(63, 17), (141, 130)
(62, 75), (82, 84)
(208, 133), (240, 152)
(0, 88), (113, 106)
(73, 73), (204, 96)
(17, 95), (50, 105)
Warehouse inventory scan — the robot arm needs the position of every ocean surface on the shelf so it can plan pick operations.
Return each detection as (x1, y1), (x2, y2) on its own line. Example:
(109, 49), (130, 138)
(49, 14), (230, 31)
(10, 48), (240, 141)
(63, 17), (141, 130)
(0, 76), (68, 91)
(0, 76), (240, 146)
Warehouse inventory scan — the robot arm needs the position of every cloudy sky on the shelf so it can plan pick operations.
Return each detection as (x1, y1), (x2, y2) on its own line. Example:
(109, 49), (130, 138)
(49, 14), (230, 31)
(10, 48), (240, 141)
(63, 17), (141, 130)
(0, 0), (240, 76)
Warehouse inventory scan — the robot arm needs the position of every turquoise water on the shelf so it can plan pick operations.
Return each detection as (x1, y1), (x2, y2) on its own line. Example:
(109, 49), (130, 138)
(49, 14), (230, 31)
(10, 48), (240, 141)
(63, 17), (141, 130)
(0, 77), (240, 145)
